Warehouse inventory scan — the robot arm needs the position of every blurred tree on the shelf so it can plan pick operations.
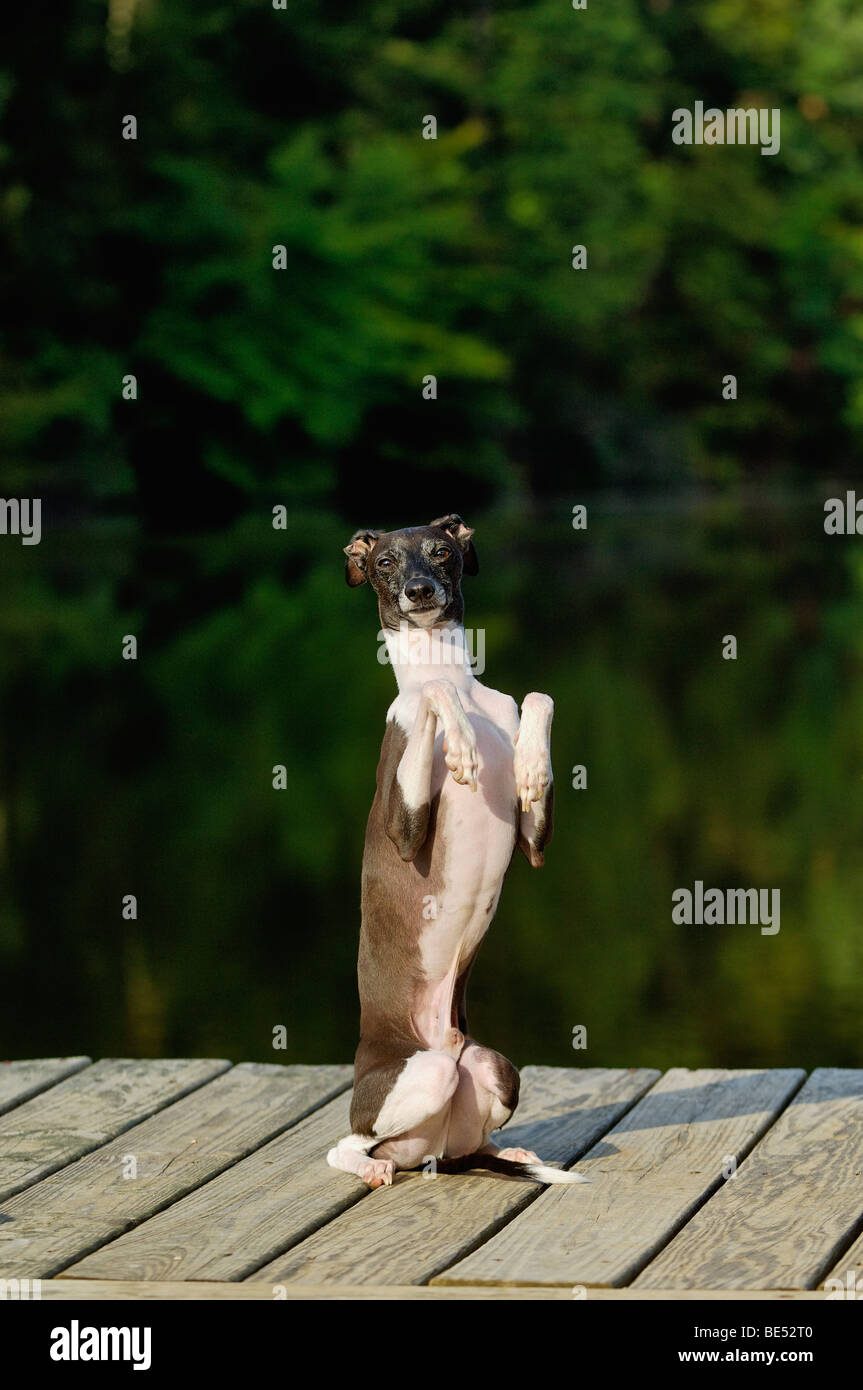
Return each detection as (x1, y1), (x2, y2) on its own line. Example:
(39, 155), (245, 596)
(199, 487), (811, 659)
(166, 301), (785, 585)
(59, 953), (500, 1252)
(1, 1), (863, 1069)
(3, 0), (863, 523)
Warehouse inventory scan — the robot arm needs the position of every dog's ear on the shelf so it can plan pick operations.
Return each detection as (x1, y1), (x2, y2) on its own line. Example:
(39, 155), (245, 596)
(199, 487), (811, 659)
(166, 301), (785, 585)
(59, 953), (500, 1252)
(429, 514), (478, 576)
(343, 529), (380, 587)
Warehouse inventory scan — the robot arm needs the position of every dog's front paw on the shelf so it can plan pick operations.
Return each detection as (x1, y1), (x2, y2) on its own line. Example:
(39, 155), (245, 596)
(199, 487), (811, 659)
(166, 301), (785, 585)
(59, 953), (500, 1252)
(442, 721), (478, 791)
(513, 745), (551, 813)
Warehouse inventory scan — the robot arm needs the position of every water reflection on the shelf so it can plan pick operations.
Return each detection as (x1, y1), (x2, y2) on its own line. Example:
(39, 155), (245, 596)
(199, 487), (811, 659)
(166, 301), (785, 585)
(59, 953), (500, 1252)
(1, 491), (861, 1068)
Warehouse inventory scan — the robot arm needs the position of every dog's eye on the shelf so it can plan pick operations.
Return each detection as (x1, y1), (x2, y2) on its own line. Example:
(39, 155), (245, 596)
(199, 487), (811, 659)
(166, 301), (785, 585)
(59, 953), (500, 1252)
(377, 556), (393, 569)
(433, 547), (451, 560)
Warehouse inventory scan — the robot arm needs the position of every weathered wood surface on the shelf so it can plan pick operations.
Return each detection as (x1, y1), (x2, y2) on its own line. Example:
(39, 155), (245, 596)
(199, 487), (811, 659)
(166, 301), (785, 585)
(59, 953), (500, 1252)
(1, 1059), (858, 1298)
(634, 1068), (863, 1290)
(0, 1063), (351, 1279)
(31, 1280), (828, 1302)
(825, 1230), (863, 1289)
(437, 1068), (805, 1288)
(254, 1066), (659, 1286)
(0, 1059), (230, 1203)
(65, 1090), (359, 1281)
(0, 1058), (90, 1117)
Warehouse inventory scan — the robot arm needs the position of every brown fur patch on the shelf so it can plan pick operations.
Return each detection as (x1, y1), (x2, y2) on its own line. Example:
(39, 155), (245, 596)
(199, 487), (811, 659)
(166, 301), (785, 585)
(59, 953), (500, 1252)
(384, 769), (431, 862)
(349, 1043), (409, 1136)
(352, 721), (449, 1113)
(460, 1040), (520, 1125)
(488, 1049), (520, 1116)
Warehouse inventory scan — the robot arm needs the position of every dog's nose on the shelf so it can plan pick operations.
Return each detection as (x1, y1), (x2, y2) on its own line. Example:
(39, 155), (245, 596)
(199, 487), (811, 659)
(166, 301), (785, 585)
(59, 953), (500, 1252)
(404, 577), (436, 603)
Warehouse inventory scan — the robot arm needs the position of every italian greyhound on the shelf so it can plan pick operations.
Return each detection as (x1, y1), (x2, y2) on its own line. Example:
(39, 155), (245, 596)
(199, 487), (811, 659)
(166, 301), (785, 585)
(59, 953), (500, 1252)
(328, 515), (587, 1189)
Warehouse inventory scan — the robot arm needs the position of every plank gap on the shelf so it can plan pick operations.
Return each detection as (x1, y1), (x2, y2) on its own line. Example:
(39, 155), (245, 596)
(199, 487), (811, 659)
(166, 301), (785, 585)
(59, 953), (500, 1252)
(622, 1066), (811, 1288)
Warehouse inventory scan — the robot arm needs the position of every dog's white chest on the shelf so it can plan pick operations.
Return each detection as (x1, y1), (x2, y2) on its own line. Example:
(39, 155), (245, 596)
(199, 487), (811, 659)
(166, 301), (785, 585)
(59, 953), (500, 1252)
(395, 687), (519, 1047)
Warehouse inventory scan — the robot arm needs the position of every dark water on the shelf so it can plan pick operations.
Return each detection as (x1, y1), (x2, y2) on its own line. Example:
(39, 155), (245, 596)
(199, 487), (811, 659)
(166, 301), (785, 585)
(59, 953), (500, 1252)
(1, 490), (861, 1069)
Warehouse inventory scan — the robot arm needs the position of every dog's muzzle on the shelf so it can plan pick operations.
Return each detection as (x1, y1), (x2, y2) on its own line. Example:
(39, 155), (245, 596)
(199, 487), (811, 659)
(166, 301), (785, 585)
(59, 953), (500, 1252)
(398, 577), (446, 621)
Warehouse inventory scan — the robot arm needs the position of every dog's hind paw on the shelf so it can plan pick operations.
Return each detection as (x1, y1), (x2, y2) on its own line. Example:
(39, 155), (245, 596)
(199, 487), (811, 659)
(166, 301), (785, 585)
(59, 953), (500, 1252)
(360, 1157), (395, 1189)
(496, 1146), (540, 1164)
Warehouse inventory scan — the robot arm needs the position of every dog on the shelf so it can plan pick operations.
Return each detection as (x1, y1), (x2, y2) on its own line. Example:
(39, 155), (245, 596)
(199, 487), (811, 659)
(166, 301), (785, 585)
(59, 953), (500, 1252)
(327, 515), (587, 1188)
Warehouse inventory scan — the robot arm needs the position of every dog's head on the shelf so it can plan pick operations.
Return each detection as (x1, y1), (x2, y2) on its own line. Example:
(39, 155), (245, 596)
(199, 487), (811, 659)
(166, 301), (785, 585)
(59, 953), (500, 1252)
(343, 514), (478, 629)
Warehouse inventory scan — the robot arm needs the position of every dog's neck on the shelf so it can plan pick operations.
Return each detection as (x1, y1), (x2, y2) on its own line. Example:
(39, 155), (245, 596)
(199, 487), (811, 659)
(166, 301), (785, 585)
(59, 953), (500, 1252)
(384, 620), (476, 695)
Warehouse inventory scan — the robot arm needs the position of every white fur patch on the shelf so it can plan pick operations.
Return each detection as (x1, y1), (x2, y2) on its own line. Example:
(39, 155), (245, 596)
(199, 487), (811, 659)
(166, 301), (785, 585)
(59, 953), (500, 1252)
(373, 1050), (459, 1141)
(524, 1163), (590, 1184)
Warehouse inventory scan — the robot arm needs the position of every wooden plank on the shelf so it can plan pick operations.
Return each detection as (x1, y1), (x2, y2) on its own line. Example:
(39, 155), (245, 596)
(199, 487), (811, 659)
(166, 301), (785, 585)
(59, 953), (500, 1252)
(0, 1058), (91, 1116)
(65, 1068), (658, 1284)
(253, 1066), (661, 1286)
(0, 1058), (230, 1202)
(823, 1228), (863, 1292)
(635, 1068), (863, 1290)
(62, 1090), (358, 1281)
(437, 1067), (805, 1288)
(32, 1279), (827, 1302)
(0, 1063), (351, 1278)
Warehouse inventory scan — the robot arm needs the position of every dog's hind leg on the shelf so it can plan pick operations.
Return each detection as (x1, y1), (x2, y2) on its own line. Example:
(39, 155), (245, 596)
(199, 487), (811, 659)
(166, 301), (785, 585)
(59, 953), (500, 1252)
(330, 1048), (462, 1186)
(447, 1042), (520, 1156)
(326, 1134), (396, 1189)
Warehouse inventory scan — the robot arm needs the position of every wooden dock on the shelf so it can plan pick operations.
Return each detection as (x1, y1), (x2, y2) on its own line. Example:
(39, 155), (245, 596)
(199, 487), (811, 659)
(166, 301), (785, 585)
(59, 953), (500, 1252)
(1, 1058), (862, 1301)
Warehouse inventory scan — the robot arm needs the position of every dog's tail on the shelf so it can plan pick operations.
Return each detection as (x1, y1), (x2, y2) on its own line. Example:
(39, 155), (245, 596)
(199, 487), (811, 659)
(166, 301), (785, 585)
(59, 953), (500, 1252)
(433, 1153), (590, 1184)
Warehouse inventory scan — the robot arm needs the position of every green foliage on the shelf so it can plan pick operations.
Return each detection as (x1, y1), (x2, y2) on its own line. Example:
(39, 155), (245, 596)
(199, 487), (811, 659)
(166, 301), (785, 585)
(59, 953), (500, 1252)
(1, 4), (862, 1065)
(3, 0), (863, 501)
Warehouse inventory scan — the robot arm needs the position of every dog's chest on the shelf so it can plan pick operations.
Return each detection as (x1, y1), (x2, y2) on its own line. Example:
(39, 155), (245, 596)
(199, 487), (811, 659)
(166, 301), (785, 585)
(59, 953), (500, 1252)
(395, 685), (519, 975)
